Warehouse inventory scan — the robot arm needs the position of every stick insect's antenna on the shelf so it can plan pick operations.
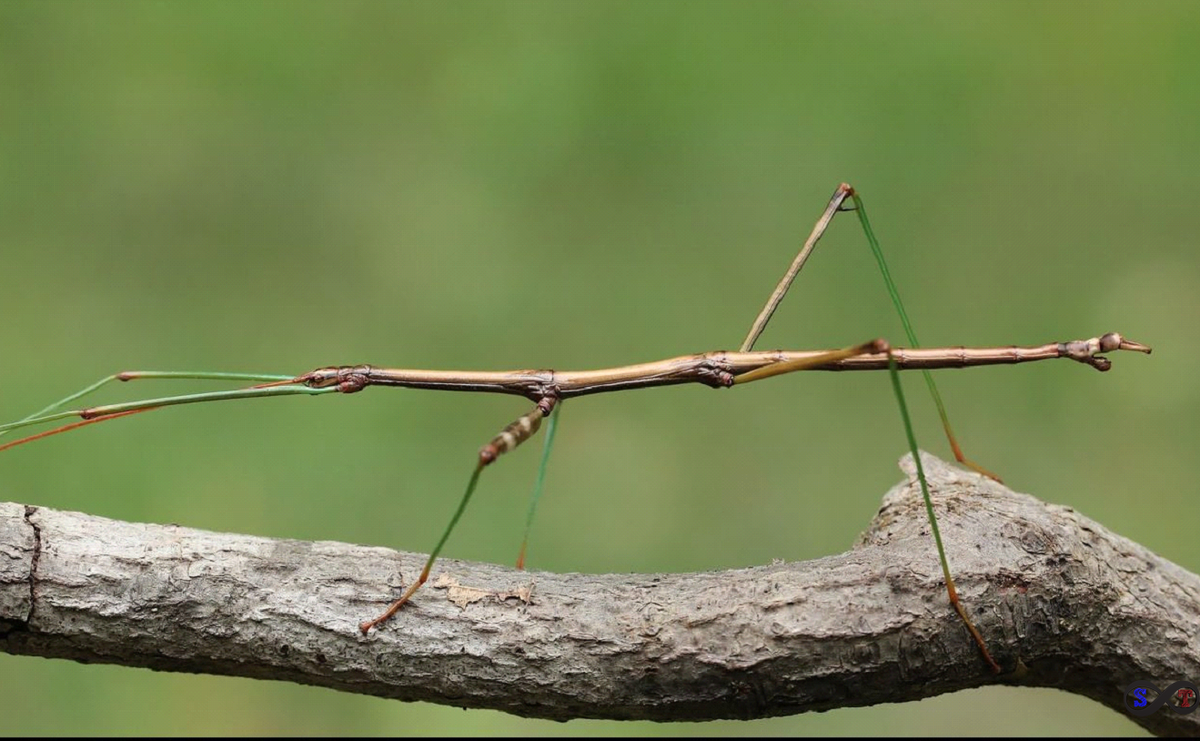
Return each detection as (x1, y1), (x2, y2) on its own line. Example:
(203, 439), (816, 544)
(0, 409), (156, 453)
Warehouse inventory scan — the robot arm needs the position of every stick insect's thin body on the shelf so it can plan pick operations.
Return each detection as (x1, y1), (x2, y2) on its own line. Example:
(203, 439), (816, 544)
(0, 184), (1151, 676)
(300, 336), (1131, 400)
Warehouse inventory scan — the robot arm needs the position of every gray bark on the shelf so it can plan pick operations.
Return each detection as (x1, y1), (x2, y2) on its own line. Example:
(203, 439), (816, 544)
(1, 453), (1196, 736)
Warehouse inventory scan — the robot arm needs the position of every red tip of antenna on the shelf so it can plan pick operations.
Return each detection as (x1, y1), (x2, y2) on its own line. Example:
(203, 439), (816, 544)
(0, 408), (156, 454)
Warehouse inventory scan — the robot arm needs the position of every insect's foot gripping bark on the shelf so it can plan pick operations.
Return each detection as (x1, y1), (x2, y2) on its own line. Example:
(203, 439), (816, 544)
(298, 365), (373, 393)
(359, 569), (430, 635)
(1060, 333), (1152, 371)
(948, 591), (1003, 675)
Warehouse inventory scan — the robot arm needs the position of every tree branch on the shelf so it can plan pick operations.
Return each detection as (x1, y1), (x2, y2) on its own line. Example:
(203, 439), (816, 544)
(1, 453), (1196, 736)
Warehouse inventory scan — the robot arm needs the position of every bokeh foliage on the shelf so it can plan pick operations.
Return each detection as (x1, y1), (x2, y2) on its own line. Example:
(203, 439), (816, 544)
(1, 1), (1196, 735)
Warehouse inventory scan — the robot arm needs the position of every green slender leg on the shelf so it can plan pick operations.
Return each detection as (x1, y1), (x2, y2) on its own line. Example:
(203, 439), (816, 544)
(736, 341), (1003, 671)
(359, 463), (487, 635)
(886, 353), (1001, 673)
(736, 186), (1003, 672)
(0, 383), (338, 442)
(0, 375), (123, 437)
(850, 193), (1001, 482)
(0, 371), (295, 439)
(360, 402), (553, 634)
(516, 404), (560, 570)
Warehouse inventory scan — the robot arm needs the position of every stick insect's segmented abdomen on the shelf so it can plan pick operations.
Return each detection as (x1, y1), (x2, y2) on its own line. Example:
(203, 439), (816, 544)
(478, 398), (557, 466)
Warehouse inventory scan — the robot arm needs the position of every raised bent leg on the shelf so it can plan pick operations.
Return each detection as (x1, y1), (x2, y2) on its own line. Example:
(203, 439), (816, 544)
(739, 184), (854, 353)
(739, 183), (1000, 480)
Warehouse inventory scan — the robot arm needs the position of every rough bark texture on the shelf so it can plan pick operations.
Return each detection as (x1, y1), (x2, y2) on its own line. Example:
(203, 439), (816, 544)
(0, 453), (1196, 736)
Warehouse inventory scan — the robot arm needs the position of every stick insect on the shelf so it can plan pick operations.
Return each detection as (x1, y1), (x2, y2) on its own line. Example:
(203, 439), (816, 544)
(0, 184), (1150, 673)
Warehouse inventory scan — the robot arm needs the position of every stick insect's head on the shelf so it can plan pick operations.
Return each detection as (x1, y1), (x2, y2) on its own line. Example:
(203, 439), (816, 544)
(296, 365), (372, 393)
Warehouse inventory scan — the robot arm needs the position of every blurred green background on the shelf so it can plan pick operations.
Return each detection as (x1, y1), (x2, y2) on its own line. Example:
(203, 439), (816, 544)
(1, 0), (1195, 735)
